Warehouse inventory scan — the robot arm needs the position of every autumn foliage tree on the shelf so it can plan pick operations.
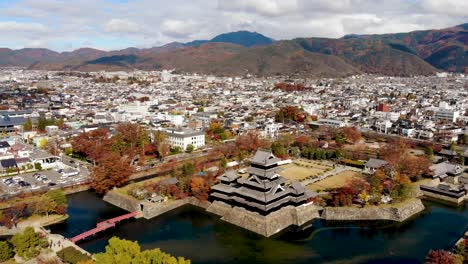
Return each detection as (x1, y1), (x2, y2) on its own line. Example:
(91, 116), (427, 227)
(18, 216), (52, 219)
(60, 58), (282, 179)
(274, 83), (308, 92)
(91, 152), (134, 194)
(44, 138), (61, 156)
(275, 106), (307, 123)
(235, 132), (267, 154)
(400, 155), (431, 181)
(379, 139), (408, 167)
(190, 177), (210, 201)
(369, 169), (386, 203)
(206, 122), (231, 141)
(30, 196), (57, 217)
(71, 128), (112, 163)
(340, 127), (362, 144)
(152, 130), (170, 158)
(0, 203), (27, 228)
(425, 250), (456, 264)
(379, 139), (430, 180)
(332, 178), (370, 207)
(456, 238), (468, 261)
(112, 123), (149, 160)
(72, 124), (152, 193)
(294, 134), (313, 148)
(212, 142), (238, 160)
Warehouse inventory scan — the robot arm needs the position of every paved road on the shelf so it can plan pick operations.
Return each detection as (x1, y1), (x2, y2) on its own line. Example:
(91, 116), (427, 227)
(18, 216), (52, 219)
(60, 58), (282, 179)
(37, 227), (91, 255)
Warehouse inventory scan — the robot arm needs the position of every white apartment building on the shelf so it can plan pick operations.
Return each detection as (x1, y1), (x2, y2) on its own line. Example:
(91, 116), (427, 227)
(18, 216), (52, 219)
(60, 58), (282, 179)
(262, 123), (282, 138)
(165, 128), (205, 150)
(317, 119), (347, 128)
(161, 70), (173, 82)
(154, 113), (185, 126)
(372, 111), (400, 122)
(46, 125), (59, 136)
(118, 101), (151, 118)
(435, 109), (459, 123)
(375, 120), (393, 134)
(303, 104), (324, 115)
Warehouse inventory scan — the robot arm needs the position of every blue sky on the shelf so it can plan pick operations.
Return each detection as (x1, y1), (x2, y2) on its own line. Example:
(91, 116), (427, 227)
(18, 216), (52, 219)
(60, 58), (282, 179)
(0, 0), (466, 51)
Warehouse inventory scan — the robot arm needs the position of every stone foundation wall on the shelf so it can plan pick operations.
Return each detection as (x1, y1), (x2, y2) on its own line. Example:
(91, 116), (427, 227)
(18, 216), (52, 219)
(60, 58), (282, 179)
(296, 203), (322, 226)
(185, 197), (211, 209)
(143, 197), (211, 219)
(206, 201), (232, 216)
(142, 199), (186, 218)
(421, 191), (466, 205)
(321, 198), (425, 222)
(104, 191), (425, 238)
(103, 189), (212, 218)
(206, 202), (321, 237)
(103, 191), (141, 212)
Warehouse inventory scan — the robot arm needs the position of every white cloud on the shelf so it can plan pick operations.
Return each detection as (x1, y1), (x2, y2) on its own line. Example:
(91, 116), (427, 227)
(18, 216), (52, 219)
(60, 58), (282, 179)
(161, 19), (198, 38)
(0, 21), (48, 33)
(421, 0), (468, 16)
(103, 19), (142, 34)
(25, 39), (49, 48)
(0, 0), (465, 51)
(218, 0), (298, 16)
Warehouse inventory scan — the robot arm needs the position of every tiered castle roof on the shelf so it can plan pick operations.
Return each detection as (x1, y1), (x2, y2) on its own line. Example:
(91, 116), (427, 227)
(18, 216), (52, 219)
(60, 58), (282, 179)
(210, 149), (316, 214)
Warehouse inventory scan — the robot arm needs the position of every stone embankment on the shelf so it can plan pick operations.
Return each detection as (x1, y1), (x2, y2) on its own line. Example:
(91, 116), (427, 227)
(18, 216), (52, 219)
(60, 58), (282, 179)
(321, 198), (425, 222)
(207, 201), (321, 237)
(142, 197), (210, 219)
(103, 189), (426, 238)
(103, 191), (142, 212)
(103, 190), (210, 219)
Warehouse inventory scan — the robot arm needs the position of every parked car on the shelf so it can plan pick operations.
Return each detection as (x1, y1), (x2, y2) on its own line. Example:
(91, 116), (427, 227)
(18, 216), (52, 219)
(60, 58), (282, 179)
(2, 178), (13, 183)
(18, 181), (31, 187)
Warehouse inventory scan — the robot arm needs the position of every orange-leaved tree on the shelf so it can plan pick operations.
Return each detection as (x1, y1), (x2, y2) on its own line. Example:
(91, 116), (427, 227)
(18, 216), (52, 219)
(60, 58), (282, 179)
(190, 177), (210, 201)
(71, 128), (112, 163)
(91, 152), (134, 194)
(340, 127), (362, 144)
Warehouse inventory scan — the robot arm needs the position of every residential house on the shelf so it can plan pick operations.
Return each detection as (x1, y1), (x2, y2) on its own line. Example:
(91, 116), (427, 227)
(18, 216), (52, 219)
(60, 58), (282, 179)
(0, 141), (11, 154)
(364, 158), (388, 174)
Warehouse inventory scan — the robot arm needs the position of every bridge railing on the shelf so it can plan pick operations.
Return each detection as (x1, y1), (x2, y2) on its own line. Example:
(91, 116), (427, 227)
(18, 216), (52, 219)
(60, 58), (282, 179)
(70, 211), (138, 243)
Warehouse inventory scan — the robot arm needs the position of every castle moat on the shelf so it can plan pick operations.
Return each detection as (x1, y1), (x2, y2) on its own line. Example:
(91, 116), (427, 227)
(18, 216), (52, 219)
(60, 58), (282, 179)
(50, 191), (467, 264)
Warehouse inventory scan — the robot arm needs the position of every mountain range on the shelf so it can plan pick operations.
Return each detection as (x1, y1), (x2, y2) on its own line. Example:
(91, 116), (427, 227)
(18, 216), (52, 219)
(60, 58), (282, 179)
(1, 24), (467, 77)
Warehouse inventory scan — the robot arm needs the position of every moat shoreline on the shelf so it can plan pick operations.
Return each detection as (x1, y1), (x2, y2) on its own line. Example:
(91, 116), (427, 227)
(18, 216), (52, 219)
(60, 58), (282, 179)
(103, 190), (426, 237)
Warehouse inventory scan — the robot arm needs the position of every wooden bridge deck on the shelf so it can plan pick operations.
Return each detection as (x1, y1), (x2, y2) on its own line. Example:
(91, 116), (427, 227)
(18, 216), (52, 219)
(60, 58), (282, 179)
(70, 211), (138, 243)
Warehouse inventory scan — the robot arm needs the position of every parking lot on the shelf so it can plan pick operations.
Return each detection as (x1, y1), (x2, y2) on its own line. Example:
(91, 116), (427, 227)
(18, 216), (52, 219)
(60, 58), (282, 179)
(0, 163), (90, 199)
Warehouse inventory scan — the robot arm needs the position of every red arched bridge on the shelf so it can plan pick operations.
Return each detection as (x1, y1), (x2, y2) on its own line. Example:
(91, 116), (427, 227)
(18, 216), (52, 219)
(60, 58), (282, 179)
(70, 211), (139, 243)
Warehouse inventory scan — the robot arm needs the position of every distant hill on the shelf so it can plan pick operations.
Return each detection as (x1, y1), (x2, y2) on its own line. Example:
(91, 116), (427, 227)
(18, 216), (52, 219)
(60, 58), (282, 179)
(209, 31), (274, 47)
(3, 24), (466, 76)
(184, 40), (209, 47)
(294, 37), (436, 75)
(349, 23), (468, 73)
(185, 31), (274, 47)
